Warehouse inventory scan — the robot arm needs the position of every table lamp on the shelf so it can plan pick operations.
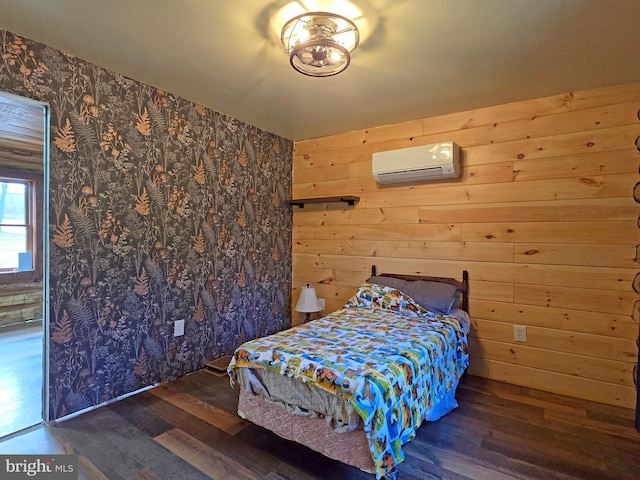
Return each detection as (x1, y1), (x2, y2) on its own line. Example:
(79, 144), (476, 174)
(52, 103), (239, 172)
(294, 284), (323, 322)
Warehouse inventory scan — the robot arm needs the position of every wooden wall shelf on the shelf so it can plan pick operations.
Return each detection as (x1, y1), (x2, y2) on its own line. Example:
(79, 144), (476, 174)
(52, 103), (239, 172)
(289, 196), (359, 208)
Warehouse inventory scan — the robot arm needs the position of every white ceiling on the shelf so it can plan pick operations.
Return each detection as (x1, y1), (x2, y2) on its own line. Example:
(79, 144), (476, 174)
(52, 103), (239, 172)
(1, 0), (639, 141)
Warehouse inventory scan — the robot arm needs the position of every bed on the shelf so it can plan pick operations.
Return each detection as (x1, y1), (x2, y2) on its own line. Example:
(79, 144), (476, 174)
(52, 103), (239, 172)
(228, 267), (470, 479)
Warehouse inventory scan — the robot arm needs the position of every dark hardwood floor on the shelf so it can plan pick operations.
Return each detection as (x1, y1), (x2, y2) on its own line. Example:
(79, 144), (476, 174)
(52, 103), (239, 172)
(0, 322), (43, 438)
(0, 369), (639, 480)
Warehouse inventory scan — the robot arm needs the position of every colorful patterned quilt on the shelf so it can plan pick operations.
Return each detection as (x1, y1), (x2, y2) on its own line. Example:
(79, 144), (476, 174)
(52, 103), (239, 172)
(228, 283), (469, 479)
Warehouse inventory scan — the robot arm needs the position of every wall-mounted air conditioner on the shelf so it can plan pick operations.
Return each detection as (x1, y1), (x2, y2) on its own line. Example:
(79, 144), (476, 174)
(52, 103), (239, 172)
(372, 141), (461, 184)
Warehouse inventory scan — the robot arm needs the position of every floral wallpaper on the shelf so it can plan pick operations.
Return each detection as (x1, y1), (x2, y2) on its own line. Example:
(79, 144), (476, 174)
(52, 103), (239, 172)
(0, 30), (293, 420)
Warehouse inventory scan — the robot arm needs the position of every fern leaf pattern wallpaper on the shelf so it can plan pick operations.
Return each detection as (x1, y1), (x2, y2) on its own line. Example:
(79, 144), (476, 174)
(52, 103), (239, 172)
(0, 30), (292, 420)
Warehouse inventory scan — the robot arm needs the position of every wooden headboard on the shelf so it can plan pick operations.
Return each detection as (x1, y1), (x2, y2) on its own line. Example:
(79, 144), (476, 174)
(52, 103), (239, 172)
(371, 265), (469, 313)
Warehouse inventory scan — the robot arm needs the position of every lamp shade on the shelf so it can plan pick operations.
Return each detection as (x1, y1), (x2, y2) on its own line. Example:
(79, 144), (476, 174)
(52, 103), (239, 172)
(295, 284), (323, 313)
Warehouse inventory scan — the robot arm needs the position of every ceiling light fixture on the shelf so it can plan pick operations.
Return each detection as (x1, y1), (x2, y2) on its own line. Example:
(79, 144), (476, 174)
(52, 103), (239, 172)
(281, 11), (360, 77)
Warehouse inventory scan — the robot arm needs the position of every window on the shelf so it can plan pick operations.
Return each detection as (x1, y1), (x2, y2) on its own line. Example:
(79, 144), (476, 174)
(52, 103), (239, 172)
(0, 178), (35, 271)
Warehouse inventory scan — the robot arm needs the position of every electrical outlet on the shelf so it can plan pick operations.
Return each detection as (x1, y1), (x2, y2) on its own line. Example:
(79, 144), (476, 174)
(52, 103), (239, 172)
(174, 319), (185, 337)
(514, 325), (527, 342)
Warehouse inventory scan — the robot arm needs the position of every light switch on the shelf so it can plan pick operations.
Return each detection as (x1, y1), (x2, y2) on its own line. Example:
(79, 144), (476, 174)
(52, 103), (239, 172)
(174, 319), (185, 337)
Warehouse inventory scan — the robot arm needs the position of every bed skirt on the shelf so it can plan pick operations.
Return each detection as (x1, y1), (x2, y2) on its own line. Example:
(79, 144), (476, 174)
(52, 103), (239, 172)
(238, 387), (376, 474)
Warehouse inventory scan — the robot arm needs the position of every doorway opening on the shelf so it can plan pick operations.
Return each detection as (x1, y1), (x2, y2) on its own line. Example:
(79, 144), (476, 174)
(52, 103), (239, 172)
(0, 92), (48, 439)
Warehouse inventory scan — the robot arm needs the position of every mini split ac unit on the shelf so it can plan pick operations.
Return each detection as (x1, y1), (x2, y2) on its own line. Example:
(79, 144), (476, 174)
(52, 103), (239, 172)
(372, 141), (461, 184)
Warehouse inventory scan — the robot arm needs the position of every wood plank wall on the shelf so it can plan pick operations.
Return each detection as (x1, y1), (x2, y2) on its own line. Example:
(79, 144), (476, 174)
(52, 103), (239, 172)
(291, 82), (640, 409)
(0, 281), (43, 328)
(0, 93), (45, 172)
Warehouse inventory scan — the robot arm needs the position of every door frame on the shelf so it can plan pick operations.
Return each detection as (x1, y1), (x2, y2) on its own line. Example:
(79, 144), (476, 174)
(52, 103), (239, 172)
(0, 90), (50, 425)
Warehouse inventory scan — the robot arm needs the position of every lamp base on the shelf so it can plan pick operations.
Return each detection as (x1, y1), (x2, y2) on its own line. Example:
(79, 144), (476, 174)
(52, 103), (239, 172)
(304, 312), (311, 323)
